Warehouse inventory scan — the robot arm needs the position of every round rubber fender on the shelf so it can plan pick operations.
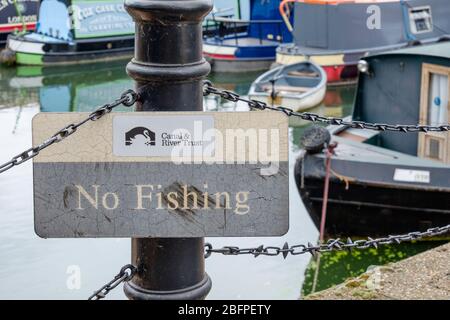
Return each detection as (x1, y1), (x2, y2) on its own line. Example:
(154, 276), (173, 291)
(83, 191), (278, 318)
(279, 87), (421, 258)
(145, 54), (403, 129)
(0, 48), (16, 66)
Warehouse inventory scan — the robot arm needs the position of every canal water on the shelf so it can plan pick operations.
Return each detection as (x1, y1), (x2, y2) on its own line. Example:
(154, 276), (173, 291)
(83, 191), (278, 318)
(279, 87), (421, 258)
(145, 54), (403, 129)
(0, 61), (440, 299)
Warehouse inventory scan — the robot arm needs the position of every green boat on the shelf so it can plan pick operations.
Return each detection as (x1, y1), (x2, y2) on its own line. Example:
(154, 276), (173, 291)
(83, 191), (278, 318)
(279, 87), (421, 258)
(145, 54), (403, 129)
(6, 0), (134, 65)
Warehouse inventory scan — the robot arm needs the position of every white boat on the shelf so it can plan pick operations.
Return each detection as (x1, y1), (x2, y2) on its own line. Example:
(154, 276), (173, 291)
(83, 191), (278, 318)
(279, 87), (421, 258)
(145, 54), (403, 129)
(248, 61), (327, 111)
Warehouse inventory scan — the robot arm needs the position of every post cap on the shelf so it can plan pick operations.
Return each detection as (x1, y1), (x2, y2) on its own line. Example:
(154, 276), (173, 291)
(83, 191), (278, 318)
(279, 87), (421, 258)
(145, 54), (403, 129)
(125, 0), (213, 23)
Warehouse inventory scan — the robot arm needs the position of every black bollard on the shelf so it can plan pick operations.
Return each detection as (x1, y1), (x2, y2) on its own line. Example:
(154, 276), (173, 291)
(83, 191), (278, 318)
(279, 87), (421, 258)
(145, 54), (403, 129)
(123, 0), (213, 300)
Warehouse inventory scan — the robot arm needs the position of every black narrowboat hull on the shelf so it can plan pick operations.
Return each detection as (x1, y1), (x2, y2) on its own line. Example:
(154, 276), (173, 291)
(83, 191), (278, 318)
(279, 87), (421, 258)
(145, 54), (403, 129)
(294, 152), (450, 238)
(0, 33), (6, 47)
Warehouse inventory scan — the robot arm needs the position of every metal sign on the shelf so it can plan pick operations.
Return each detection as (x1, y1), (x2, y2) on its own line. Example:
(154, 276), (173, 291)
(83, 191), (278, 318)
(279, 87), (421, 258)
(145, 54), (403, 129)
(32, 112), (289, 238)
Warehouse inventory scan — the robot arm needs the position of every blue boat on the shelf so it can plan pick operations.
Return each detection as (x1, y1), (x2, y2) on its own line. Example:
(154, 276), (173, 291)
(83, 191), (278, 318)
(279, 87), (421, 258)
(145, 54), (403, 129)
(203, 0), (292, 73)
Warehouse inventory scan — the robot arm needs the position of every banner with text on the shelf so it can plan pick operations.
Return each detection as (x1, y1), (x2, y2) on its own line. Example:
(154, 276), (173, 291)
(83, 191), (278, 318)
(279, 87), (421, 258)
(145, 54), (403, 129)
(71, 0), (134, 38)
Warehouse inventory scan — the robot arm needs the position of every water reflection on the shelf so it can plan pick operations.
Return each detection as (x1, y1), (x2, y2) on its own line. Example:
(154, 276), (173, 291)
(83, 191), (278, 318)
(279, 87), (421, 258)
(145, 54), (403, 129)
(1, 61), (132, 112)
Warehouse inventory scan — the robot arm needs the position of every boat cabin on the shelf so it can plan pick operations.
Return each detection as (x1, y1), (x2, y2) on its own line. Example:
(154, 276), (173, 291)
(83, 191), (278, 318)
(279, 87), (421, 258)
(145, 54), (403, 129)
(203, 0), (249, 36)
(34, 0), (133, 42)
(0, 0), (39, 46)
(288, 0), (450, 53)
(203, 0), (293, 72)
(339, 41), (450, 165)
(7, 0), (135, 65)
(276, 0), (450, 83)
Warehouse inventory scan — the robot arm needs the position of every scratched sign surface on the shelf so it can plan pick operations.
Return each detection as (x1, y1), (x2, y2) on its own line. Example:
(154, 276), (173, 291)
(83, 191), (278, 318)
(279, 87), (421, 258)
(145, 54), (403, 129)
(32, 112), (289, 238)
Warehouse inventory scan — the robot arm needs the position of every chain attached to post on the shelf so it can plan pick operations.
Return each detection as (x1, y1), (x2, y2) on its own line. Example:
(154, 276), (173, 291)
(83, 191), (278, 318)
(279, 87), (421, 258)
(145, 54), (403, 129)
(0, 90), (138, 174)
(204, 224), (450, 259)
(88, 264), (137, 300)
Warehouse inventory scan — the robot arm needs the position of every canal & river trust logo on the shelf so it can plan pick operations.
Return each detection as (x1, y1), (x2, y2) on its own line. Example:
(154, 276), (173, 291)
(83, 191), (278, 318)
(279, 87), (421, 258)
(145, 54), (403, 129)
(125, 127), (156, 146)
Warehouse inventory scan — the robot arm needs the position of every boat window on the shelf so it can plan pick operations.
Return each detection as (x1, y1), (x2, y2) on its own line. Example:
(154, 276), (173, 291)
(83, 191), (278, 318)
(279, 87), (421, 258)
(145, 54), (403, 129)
(427, 138), (441, 159)
(36, 0), (71, 40)
(408, 6), (433, 35)
(427, 73), (448, 126)
(424, 135), (446, 161)
(418, 64), (450, 164)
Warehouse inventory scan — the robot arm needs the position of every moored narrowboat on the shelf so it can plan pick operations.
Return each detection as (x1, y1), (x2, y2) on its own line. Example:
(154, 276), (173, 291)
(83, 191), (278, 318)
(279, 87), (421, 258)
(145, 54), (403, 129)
(0, 0), (38, 46)
(6, 0), (134, 65)
(203, 0), (292, 73)
(277, 0), (450, 85)
(295, 42), (450, 237)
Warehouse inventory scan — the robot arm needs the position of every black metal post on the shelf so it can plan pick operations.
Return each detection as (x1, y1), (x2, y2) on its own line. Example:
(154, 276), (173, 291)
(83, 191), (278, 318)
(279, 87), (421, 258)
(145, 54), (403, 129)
(123, 0), (213, 300)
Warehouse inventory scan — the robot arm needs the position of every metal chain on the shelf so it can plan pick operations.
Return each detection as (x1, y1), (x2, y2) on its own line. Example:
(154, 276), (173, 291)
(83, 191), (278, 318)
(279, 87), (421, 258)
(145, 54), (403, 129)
(88, 264), (137, 300)
(87, 227), (449, 300)
(204, 224), (450, 259)
(0, 90), (138, 175)
(202, 81), (450, 133)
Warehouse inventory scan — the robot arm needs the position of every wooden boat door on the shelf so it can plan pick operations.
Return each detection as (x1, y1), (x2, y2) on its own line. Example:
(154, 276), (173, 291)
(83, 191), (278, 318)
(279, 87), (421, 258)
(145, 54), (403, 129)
(418, 63), (450, 164)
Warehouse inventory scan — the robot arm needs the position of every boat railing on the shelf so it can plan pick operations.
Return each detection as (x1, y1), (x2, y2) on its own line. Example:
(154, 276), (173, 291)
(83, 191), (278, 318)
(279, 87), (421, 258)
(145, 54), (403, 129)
(203, 13), (239, 37)
(204, 16), (285, 45)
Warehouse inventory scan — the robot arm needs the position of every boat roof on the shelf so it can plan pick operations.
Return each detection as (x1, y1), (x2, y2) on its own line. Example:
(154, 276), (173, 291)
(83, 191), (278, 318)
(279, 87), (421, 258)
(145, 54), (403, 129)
(367, 41), (450, 60)
(329, 135), (450, 168)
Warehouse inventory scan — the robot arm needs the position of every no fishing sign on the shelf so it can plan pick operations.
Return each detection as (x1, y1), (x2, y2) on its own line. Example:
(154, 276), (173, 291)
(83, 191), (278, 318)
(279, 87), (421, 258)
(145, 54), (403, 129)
(32, 112), (289, 238)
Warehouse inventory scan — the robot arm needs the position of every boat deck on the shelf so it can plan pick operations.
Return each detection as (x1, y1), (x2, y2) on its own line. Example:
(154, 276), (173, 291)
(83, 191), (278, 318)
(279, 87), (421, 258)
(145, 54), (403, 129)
(329, 135), (449, 168)
(24, 32), (67, 44)
(278, 37), (449, 57)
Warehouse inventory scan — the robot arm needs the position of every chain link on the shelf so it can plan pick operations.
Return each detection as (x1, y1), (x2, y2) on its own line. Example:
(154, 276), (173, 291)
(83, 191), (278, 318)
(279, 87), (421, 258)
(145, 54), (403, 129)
(0, 90), (138, 175)
(204, 224), (450, 259)
(88, 264), (137, 300)
(202, 81), (450, 133)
